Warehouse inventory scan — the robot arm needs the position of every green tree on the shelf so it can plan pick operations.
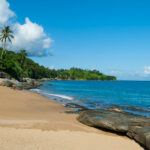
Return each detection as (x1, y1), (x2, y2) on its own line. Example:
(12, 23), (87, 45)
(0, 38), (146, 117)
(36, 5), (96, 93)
(0, 26), (14, 59)
(0, 48), (117, 80)
(18, 50), (27, 68)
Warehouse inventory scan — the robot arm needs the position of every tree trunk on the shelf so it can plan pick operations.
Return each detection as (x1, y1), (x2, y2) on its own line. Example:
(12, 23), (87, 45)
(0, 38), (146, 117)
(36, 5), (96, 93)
(0, 41), (5, 59)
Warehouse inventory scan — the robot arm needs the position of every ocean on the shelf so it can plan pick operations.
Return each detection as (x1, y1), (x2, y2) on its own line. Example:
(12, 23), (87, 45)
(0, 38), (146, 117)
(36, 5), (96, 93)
(31, 80), (150, 116)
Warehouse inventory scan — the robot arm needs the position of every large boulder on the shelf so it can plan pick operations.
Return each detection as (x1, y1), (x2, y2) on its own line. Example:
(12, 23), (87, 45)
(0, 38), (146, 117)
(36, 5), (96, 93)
(0, 79), (13, 87)
(21, 79), (43, 89)
(77, 109), (150, 150)
(0, 78), (42, 90)
(0, 78), (20, 86)
(38, 78), (52, 81)
(0, 72), (9, 79)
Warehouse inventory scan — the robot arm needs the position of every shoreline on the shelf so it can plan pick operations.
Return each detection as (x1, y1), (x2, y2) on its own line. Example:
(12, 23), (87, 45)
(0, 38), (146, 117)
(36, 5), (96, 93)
(31, 85), (150, 117)
(0, 86), (143, 150)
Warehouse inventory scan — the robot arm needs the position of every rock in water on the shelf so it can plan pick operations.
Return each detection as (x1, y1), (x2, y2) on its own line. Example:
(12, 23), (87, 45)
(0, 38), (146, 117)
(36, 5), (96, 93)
(77, 109), (150, 149)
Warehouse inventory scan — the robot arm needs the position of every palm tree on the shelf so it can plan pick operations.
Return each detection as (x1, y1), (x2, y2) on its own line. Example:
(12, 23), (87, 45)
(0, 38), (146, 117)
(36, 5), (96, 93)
(19, 50), (27, 68)
(0, 26), (14, 59)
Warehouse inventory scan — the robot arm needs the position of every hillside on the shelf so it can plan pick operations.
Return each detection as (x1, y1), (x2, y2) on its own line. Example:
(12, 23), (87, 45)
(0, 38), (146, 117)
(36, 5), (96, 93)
(0, 49), (116, 81)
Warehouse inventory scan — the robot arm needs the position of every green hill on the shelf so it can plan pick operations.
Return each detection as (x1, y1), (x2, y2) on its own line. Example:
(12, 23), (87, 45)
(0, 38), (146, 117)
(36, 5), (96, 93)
(0, 49), (116, 81)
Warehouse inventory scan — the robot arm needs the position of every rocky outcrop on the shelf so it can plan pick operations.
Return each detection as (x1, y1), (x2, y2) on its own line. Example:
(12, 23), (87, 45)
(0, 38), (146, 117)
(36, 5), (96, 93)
(77, 109), (150, 150)
(37, 78), (58, 81)
(64, 103), (88, 111)
(0, 78), (22, 89)
(0, 72), (10, 79)
(21, 79), (43, 89)
(0, 78), (43, 90)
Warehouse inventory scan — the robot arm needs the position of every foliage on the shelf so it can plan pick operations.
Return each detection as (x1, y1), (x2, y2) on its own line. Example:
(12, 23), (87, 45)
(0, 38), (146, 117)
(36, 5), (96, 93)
(0, 26), (14, 59)
(0, 49), (116, 81)
(57, 68), (116, 80)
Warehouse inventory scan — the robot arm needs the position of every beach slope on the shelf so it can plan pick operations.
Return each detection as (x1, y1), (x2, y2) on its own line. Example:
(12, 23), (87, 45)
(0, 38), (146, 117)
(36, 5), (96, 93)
(0, 86), (143, 150)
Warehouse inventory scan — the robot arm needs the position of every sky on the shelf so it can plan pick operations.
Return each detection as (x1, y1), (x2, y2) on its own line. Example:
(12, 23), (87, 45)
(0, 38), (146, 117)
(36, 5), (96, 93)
(1, 0), (150, 80)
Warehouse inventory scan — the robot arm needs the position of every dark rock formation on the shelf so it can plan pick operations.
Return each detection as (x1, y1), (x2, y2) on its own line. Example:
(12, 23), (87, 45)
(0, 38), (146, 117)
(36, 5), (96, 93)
(64, 103), (88, 111)
(77, 109), (150, 150)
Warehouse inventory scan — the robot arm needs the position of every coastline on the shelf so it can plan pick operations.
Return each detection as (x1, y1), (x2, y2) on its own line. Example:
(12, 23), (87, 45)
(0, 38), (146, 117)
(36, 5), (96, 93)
(0, 86), (143, 150)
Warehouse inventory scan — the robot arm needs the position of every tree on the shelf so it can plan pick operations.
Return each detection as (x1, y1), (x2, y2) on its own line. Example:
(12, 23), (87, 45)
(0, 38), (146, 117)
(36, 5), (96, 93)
(19, 50), (27, 68)
(0, 26), (14, 59)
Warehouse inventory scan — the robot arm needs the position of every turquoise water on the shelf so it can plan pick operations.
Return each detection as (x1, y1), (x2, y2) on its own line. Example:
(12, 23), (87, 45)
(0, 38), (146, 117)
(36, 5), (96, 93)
(31, 81), (150, 116)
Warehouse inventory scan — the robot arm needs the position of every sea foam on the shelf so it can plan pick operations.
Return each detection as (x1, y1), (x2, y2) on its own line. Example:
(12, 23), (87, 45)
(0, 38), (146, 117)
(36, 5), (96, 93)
(30, 89), (73, 100)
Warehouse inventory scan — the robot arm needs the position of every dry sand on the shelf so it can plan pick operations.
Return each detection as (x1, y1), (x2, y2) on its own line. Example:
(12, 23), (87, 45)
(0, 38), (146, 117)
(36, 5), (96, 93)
(0, 86), (143, 150)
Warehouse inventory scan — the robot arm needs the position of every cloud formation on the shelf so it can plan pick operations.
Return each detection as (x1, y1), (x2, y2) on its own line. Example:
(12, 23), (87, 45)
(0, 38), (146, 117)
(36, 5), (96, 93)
(11, 18), (53, 56)
(143, 66), (150, 76)
(108, 70), (122, 76)
(0, 0), (15, 24)
(0, 0), (53, 56)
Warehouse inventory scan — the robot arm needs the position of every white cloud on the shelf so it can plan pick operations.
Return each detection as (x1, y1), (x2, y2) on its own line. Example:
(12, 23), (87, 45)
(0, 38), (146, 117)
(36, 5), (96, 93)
(109, 70), (122, 76)
(11, 18), (53, 56)
(128, 66), (150, 79)
(49, 65), (55, 69)
(143, 66), (150, 76)
(0, 0), (15, 24)
(104, 69), (122, 77)
(0, 0), (53, 56)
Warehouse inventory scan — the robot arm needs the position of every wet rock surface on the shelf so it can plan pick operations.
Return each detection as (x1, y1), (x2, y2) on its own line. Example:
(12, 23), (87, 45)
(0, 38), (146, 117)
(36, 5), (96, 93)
(63, 103), (89, 114)
(64, 103), (88, 111)
(77, 109), (150, 150)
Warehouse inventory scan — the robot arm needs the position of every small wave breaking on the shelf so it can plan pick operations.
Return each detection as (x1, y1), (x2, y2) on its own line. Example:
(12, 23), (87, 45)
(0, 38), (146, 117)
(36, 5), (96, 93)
(30, 89), (42, 93)
(43, 93), (73, 100)
(30, 89), (73, 101)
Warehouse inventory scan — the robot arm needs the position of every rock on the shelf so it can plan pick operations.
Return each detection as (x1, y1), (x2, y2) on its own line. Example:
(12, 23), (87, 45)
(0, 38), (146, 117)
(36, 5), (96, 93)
(0, 78), (42, 90)
(0, 78), (20, 86)
(22, 78), (34, 83)
(64, 103), (88, 112)
(111, 104), (150, 113)
(0, 79), (13, 87)
(38, 78), (52, 81)
(106, 108), (123, 113)
(21, 79), (43, 89)
(146, 133), (150, 149)
(0, 72), (10, 79)
(77, 109), (150, 150)
(0, 78), (23, 90)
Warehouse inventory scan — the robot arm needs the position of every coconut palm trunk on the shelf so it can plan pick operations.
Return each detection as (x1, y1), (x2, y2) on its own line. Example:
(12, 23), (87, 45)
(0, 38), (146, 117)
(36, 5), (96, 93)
(1, 40), (6, 59)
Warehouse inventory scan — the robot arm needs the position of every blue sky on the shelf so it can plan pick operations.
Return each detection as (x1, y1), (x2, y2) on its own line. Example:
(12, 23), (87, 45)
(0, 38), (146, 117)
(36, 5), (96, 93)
(7, 0), (150, 80)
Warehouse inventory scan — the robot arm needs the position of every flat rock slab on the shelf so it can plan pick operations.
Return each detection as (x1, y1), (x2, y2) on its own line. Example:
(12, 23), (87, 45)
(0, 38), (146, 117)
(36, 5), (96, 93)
(77, 109), (150, 150)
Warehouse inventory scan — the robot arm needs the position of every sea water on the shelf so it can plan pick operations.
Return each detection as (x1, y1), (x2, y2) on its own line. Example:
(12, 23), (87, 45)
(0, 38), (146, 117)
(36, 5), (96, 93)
(31, 81), (150, 116)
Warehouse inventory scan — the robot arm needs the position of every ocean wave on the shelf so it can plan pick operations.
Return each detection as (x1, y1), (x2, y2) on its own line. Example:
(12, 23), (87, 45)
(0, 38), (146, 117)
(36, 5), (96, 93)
(30, 89), (42, 93)
(42, 93), (74, 100)
(30, 89), (73, 100)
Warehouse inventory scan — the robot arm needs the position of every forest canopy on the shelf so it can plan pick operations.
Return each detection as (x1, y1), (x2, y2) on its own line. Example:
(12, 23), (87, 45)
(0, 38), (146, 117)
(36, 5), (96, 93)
(0, 49), (116, 81)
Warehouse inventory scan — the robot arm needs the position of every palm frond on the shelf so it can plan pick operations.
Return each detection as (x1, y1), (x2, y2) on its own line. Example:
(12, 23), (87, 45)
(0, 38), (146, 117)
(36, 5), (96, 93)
(8, 37), (12, 43)
(10, 34), (14, 38)
(0, 26), (14, 44)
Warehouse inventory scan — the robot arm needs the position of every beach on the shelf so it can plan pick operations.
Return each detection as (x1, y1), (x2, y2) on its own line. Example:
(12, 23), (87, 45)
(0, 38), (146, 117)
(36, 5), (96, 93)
(0, 86), (143, 150)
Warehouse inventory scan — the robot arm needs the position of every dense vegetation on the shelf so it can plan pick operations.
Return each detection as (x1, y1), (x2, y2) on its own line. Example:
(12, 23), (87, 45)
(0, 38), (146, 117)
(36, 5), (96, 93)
(0, 49), (116, 81)
(0, 26), (116, 81)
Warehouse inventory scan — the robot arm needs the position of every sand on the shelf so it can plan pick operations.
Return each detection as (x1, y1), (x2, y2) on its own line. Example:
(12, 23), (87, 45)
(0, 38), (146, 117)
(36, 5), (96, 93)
(0, 86), (143, 150)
